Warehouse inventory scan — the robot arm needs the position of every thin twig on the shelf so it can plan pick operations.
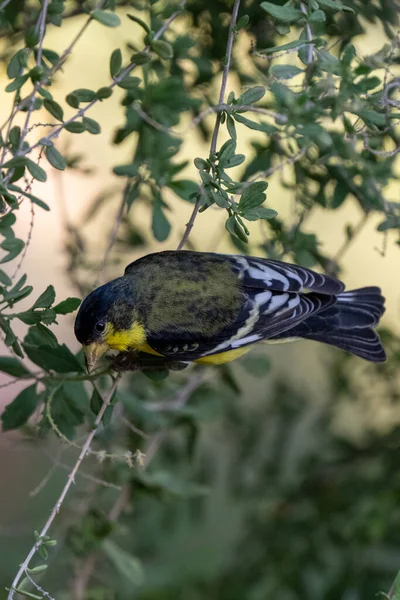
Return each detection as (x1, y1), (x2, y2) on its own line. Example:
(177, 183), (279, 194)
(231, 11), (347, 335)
(133, 102), (287, 137)
(18, 0), (49, 147)
(145, 370), (210, 412)
(0, 0), (13, 11)
(7, 376), (120, 600)
(93, 182), (128, 288)
(23, 571), (55, 600)
(326, 213), (369, 275)
(70, 369), (208, 597)
(248, 147), (307, 184)
(210, 0), (241, 159)
(176, 195), (202, 251)
(176, 0), (241, 250)
(49, 0), (105, 75)
(300, 3), (313, 64)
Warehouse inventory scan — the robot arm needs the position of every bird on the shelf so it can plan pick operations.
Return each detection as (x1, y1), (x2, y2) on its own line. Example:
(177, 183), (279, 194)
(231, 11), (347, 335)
(74, 250), (386, 372)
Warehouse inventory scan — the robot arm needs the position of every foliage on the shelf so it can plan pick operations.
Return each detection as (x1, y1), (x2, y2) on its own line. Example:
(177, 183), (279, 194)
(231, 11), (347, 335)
(0, 0), (400, 599)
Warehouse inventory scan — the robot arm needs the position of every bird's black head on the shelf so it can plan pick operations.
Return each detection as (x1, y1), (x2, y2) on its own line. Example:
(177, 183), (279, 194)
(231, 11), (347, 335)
(74, 277), (137, 371)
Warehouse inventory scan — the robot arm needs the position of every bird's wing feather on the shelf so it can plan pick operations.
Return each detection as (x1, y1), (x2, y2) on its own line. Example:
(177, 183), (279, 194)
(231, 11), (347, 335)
(148, 291), (337, 360)
(229, 255), (345, 294)
(127, 251), (342, 360)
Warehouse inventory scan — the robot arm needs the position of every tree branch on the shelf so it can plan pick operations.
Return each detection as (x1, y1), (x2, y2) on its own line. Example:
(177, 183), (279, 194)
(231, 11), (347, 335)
(7, 376), (120, 600)
(176, 0), (241, 250)
(2, 2), (186, 165)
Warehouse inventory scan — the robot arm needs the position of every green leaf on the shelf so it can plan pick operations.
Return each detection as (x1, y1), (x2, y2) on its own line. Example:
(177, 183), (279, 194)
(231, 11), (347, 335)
(309, 9), (326, 22)
(31, 197), (50, 211)
(47, 385), (86, 439)
(237, 86), (265, 105)
(194, 157), (208, 170)
(357, 110), (386, 127)
(64, 122), (86, 134)
(233, 113), (274, 132)
(96, 87), (113, 100)
(241, 353), (270, 377)
(103, 540), (144, 586)
(259, 39), (313, 54)
(151, 40), (174, 60)
(113, 163), (138, 177)
(9, 126), (21, 149)
(2, 156), (27, 169)
(82, 117), (101, 134)
(0, 238), (24, 264)
(152, 201), (171, 242)
(25, 25), (39, 47)
(270, 64), (303, 79)
(8, 588), (42, 599)
(7, 49), (26, 79)
(331, 181), (348, 209)
(218, 139), (236, 165)
(45, 145), (66, 170)
(41, 49), (60, 66)
(169, 180), (199, 202)
(32, 285), (55, 309)
(23, 343), (84, 373)
(0, 356), (30, 377)
(26, 160), (47, 182)
(226, 114), (237, 140)
(242, 206), (277, 221)
(225, 215), (248, 243)
(53, 297), (81, 314)
(238, 181), (268, 212)
(261, 2), (303, 22)
(92, 9), (121, 27)
(130, 51), (152, 65)
(377, 215), (400, 231)
(2, 384), (38, 431)
(317, 0), (354, 12)
(6, 74), (29, 93)
(24, 324), (58, 348)
(72, 88), (96, 102)
(0, 269), (12, 286)
(225, 154), (245, 168)
(117, 77), (141, 90)
(137, 470), (210, 498)
(43, 99), (64, 121)
(235, 15), (249, 31)
(110, 48), (122, 78)
(127, 13), (150, 33)
(90, 387), (115, 427)
(66, 93), (79, 108)
(2, 285), (33, 305)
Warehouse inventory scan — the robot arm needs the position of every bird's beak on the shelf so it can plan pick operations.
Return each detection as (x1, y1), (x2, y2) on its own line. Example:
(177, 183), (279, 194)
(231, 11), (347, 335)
(83, 342), (108, 373)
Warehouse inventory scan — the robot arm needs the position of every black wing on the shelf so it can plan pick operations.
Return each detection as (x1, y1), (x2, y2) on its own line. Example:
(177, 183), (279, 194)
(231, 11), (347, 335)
(146, 253), (342, 360)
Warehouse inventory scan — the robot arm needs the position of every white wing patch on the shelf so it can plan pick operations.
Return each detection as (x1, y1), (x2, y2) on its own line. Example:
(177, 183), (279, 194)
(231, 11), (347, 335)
(247, 265), (291, 290)
(264, 292), (289, 315)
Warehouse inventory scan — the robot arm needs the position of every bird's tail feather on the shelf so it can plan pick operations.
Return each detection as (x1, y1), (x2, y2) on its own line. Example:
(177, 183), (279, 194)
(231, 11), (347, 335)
(274, 286), (386, 362)
(300, 327), (386, 362)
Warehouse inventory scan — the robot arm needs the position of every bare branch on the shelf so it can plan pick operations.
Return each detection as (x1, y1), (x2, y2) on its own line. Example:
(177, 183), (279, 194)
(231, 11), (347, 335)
(93, 181), (128, 287)
(0, 0), (13, 11)
(7, 376), (120, 600)
(300, 3), (314, 64)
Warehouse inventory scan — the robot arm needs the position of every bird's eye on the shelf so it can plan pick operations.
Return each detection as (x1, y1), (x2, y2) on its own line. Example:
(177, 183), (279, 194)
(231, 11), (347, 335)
(95, 321), (106, 333)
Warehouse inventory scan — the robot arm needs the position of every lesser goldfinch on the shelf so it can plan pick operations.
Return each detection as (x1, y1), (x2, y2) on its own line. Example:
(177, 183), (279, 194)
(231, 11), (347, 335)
(74, 250), (386, 372)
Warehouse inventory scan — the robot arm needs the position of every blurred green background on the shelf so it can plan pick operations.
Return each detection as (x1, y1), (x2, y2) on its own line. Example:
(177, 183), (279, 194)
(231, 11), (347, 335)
(1, 1), (400, 599)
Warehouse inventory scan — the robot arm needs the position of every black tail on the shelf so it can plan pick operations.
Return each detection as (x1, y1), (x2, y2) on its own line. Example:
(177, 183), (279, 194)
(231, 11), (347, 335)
(276, 287), (386, 362)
